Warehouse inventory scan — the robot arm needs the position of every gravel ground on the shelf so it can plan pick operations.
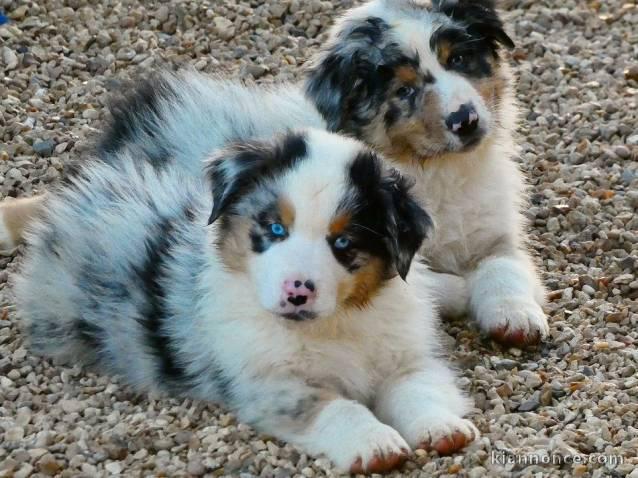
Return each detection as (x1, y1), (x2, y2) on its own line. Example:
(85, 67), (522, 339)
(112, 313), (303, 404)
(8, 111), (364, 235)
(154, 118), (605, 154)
(1, 0), (637, 477)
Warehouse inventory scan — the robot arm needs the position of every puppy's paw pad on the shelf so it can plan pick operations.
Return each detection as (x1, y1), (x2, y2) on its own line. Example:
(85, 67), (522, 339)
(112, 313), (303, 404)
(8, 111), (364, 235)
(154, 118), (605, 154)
(420, 431), (472, 455)
(491, 324), (541, 346)
(479, 298), (549, 347)
(339, 425), (409, 473)
(350, 449), (409, 474)
(416, 418), (478, 456)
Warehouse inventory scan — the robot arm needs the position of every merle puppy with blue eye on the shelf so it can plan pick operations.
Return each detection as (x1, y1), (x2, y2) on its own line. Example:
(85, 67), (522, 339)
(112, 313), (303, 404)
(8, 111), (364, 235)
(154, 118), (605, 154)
(15, 129), (479, 473)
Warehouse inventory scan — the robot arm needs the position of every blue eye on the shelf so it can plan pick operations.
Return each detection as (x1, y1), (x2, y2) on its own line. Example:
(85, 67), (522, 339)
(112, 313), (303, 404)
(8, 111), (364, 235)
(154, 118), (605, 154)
(334, 236), (351, 250)
(270, 223), (287, 237)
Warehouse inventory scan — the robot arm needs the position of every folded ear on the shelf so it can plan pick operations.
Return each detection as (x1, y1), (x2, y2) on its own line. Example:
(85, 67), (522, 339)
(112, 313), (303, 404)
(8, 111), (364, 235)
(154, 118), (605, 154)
(304, 16), (403, 132)
(381, 169), (433, 280)
(435, 0), (515, 50)
(206, 132), (308, 224)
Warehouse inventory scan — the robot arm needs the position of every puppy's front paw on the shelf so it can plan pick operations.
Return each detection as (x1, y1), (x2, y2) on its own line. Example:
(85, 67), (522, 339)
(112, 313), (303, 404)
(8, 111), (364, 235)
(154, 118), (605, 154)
(325, 422), (409, 473)
(477, 297), (549, 347)
(414, 415), (478, 456)
(347, 424), (409, 474)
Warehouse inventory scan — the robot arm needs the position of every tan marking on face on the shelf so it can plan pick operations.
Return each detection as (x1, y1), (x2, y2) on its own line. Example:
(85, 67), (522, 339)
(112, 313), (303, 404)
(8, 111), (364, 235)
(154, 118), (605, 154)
(329, 213), (351, 236)
(338, 258), (387, 309)
(436, 39), (453, 66)
(278, 197), (295, 228)
(473, 65), (507, 109)
(363, 88), (448, 165)
(217, 216), (252, 272)
(395, 65), (418, 84)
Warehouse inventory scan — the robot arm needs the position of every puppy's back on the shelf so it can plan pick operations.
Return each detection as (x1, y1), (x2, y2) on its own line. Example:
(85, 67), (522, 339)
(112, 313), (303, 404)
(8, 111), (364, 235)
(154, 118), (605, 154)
(98, 72), (326, 177)
(13, 149), (209, 390)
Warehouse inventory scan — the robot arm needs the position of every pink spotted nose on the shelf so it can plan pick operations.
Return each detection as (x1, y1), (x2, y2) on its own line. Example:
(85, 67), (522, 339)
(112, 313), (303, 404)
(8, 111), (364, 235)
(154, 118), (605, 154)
(282, 279), (317, 307)
(277, 279), (318, 320)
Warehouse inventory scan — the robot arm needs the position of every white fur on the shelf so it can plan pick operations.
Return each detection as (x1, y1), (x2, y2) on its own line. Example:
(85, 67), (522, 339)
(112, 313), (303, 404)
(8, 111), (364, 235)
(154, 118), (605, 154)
(335, 0), (549, 339)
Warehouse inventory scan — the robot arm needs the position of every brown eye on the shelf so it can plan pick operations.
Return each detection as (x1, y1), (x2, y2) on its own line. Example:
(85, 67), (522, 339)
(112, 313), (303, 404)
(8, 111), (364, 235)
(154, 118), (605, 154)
(396, 85), (416, 99)
(449, 53), (466, 68)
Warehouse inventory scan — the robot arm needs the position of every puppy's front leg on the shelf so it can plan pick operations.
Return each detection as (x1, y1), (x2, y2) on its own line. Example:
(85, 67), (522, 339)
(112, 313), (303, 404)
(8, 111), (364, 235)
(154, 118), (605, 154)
(375, 360), (477, 456)
(234, 379), (409, 473)
(466, 252), (549, 346)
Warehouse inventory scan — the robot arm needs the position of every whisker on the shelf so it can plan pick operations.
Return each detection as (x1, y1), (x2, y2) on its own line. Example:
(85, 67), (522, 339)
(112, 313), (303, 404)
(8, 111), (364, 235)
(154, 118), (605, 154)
(452, 38), (485, 48)
(351, 223), (384, 237)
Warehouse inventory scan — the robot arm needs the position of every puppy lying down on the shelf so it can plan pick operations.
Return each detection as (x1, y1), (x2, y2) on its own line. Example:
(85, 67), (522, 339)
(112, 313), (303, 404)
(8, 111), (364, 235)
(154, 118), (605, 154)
(14, 129), (477, 473)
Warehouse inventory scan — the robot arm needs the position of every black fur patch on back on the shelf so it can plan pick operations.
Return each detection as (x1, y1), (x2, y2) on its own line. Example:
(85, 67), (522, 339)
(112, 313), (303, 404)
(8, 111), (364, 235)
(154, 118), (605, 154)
(137, 208), (237, 401)
(305, 16), (417, 135)
(134, 216), (187, 381)
(207, 132), (308, 224)
(332, 151), (432, 279)
(76, 319), (106, 352)
(98, 74), (178, 168)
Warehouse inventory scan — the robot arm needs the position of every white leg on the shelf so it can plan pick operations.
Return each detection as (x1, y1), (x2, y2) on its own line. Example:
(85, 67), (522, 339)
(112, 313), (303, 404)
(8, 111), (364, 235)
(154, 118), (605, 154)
(419, 268), (469, 318)
(374, 360), (477, 455)
(234, 379), (409, 473)
(299, 399), (409, 473)
(466, 253), (548, 345)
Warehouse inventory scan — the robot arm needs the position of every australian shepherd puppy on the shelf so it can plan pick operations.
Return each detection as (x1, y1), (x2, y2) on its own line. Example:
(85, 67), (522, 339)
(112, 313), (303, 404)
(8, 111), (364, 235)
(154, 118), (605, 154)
(14, 129), (477, 473)
(304, 0), (548, 346)
(1, 0), (547, 346)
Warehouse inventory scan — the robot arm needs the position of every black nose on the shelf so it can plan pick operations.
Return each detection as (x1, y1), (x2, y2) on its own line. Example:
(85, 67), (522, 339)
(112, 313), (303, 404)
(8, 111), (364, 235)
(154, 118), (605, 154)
(446, 103), (479, 137)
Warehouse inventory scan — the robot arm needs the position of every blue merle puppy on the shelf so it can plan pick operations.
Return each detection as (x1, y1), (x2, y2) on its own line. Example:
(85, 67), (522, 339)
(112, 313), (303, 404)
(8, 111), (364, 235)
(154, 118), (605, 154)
(14, 128), (477, 473)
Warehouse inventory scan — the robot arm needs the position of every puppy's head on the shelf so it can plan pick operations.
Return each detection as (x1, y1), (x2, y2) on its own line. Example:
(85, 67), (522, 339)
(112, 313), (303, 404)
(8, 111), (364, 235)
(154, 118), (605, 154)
(206, 129), (432, 322)
(305, 0), (514, 163)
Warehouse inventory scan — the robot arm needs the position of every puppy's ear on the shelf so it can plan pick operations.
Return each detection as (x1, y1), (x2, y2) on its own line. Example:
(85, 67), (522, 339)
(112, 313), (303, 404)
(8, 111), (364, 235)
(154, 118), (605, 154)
(435, 0), (515, 50)
(382, 169), (433, 280)
(304, 16), (402, 132)
(206, 132), (307, 224)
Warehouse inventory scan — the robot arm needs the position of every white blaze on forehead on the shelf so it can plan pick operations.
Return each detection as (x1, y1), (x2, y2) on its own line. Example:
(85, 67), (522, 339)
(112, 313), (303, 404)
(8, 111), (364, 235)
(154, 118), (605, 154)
(280, 130), (362, 237)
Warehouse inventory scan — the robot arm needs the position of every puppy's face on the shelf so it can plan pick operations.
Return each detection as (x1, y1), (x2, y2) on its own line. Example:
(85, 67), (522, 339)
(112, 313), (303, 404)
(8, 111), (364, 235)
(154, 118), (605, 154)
(306, 0), (514, 163)
(207, 130), (431, 321)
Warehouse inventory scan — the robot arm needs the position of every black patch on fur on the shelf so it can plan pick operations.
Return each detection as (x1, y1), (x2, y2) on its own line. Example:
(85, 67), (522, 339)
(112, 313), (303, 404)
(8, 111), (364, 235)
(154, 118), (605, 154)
(98, 74), (178, 167)
(206, 132), (308, 224)
(289, 394), (321, 420)
(76, 319), (105, 351)
(133, 216), (188, 382)
(331, 151), (432, 280)
(431, 25), (495, 78)
(433, 0), (515, 52)
(305, 16), (418, 135)
(130, 206), (237, 400)
(383, 103), (402, 128)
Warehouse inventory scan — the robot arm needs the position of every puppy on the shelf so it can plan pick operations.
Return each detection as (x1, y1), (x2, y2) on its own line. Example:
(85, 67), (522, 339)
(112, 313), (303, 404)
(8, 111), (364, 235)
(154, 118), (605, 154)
(14, 129), (477, 473)
(305, 0), (549, 345)
(1, 0), (548, 346)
